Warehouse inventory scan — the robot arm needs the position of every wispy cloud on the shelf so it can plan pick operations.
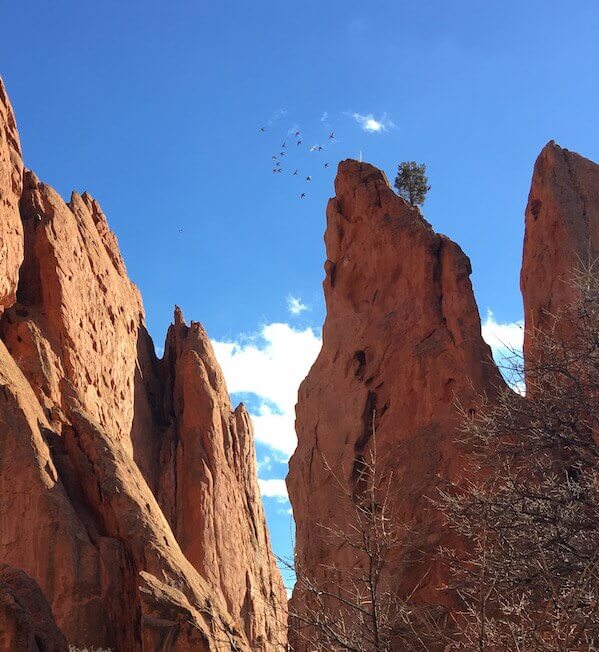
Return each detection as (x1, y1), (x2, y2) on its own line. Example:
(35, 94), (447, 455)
(347, 112), (395, 133)
(320, 111), (328, 123)
(287, 295), (309, 316)
(258, 478), (289, 502)
(212, 322), (322, 458)
(267, 109), (287, 126)
(257, 455), (273, 472)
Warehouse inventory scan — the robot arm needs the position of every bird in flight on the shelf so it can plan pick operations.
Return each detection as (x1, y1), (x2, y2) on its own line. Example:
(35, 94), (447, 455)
(293, 169), (298, 175)
(306, 176), (312, 182)
(309, 145), (323, 152)
(300, 193), (306, 199)
(272, 155), (278, 161)
(280, 151), (286, 157)
(324, 162), (329, 168)
(329, 132), (334, 139)
(275, 161), (281, 167)
(260, 127), (265, 132)
(295, 131), (301, 137)
(281, 142), (286, 148)
(297, 140), (302, 146)
(273, 168), (282, 173)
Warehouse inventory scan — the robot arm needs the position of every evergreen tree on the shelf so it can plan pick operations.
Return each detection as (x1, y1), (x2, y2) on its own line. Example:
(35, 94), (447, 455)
(394, 162), (430, 207)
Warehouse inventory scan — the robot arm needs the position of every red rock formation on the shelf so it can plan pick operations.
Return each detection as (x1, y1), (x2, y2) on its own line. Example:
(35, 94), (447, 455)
(158, 308), (287, 648)
(521, 141), (599, 361)
(0, 564), (67, 652)
(0, 78), (24, 313)
(287, 161), (504, 619)
(0, 76), (285, 650)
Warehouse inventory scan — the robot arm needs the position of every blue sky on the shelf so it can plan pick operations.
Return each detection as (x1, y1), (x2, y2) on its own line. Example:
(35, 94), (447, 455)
(2, 1), (598, 588)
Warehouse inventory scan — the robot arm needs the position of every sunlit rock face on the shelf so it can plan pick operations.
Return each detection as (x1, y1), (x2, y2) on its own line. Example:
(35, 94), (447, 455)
(521, 141), (599, 363)
(0, 75), (285, 651)
(289, 144), (599, 647)
(287, 159), (504, 644)
(0, 79), (24, 314)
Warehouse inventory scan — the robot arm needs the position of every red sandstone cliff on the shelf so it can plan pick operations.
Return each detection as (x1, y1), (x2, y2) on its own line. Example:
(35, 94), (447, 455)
(0, 76), (285, 650)
(521, 141), (599, 361)
(0, 79), (23, 313)
(158, 309), (286, 647)
(288, 145), (599, 645)
(287, 161), (504, 622)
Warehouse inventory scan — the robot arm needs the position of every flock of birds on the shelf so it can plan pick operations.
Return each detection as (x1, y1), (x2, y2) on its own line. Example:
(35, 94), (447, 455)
(260, 125), (335, 199)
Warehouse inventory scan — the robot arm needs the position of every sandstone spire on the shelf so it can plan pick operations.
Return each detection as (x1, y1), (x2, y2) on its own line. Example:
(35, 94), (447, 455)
(521, 141), (599, 361)
(287, 160), (504, 624)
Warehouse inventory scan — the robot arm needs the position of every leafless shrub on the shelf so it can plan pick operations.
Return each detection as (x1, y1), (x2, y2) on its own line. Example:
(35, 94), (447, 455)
(440, 265), (599, 651)
(286, 421), (450, 651)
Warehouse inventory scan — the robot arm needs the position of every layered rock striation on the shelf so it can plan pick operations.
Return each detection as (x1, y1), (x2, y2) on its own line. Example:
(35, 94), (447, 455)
(0, 76), (285, 651)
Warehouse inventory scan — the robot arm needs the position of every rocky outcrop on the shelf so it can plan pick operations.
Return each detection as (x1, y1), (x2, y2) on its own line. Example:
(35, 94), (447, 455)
(0, 78), (24, 313)
(0, 76), (285, 650)
(287, 161), (504, 617)
(157, 308), (286, 648)
(521, 141), (599, 360)
(0, 564), (67, 652)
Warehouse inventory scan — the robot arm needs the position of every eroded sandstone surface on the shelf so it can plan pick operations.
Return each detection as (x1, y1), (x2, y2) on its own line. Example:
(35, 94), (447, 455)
(0, 76), (285, 651)
(288, 145), (599, 645)
(287, 160), (505, 628)
(0, 564), (67, 652)
(521, 141), (599, 360)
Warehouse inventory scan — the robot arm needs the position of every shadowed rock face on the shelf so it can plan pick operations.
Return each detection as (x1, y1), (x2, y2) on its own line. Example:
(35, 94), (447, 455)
(0, 564), (68, 652)
(521, 141), (599, 361)
(287, 160), (504, 627)
(0, 76), (285, 651)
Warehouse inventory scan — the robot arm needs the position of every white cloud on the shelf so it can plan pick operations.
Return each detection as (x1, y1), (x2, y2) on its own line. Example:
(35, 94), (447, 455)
(257, 455), (273, 472)
(481, 310), (525, 394)
(287, 295), (309, 316)
(258, 478), (289, 502)
(320, 111), (328, 122)
(348, 112), (395, 133)
(212, 322), (322, 458)
(481, 310), (524, 356)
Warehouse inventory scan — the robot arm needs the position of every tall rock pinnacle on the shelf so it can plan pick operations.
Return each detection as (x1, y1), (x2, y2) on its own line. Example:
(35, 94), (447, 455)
(287, 160), (504, 631)
(521, 141), (599, 362)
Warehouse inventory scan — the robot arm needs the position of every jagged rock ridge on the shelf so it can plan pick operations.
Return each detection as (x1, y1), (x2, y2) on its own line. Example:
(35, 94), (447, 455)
(0, 76), (285, 651)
